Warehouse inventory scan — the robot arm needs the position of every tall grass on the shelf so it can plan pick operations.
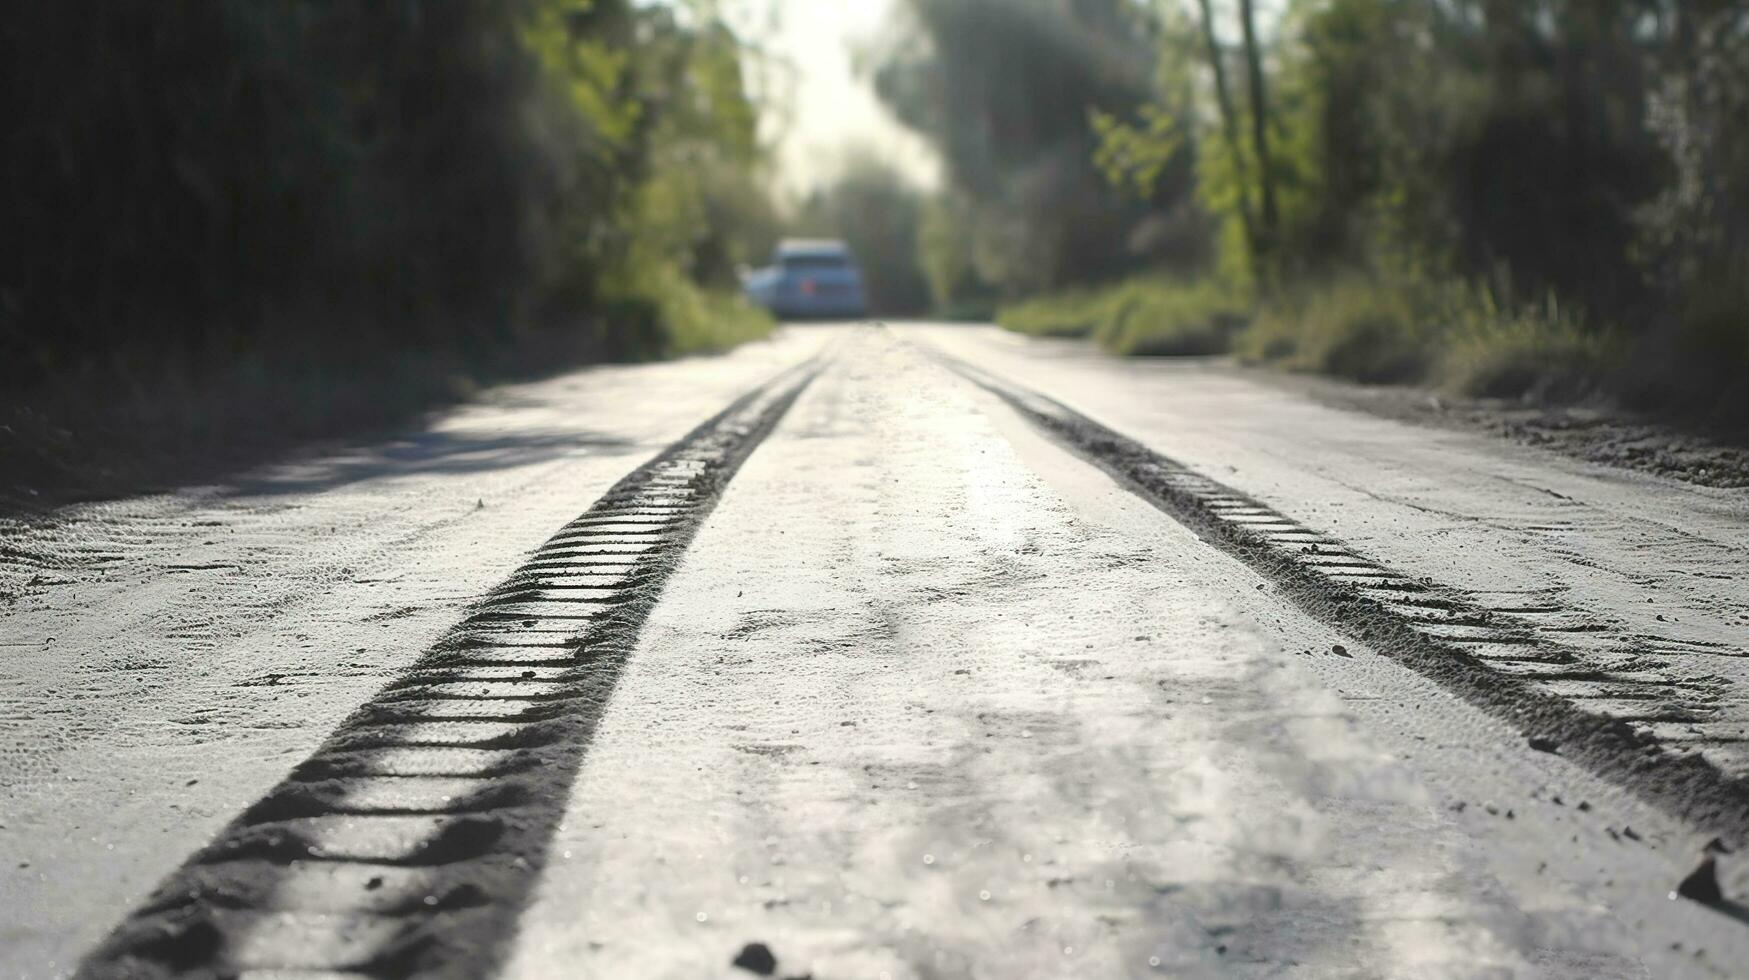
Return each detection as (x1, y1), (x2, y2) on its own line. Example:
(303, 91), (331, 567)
(1241, 278), (1619, 398)
(1437, 296), (1616, 401)
(609, 267), (775, 359)
(999, 279), (1250, 355)
(1238, 279), (1432, 383)
(1001, 274), (1625, 402)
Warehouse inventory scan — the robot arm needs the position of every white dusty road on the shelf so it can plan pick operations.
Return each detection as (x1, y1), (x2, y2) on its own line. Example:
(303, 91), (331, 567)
(3, 324), (1747, 979)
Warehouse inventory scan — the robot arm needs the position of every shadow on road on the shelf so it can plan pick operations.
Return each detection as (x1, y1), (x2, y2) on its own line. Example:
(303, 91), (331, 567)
(226, 427), (639, 497)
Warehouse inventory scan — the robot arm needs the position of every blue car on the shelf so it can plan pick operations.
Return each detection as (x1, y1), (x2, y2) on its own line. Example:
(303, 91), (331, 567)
(743, 239), (868, 320)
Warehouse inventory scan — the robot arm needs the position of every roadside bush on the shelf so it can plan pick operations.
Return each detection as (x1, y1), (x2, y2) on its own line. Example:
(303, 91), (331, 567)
(1097, 280), (1250, 355)
(0, 1), (783, 500)
(1239, 276), (1623, 399)
(0, 0), (779, 383)
(999, 279), (1250, 354)
(1239, 278), (1433, 385)
(1008, 272), (1628, 403)
(997, 289), (1116, 338)
(1436, 296), (1614, 402)
(613, 267), (775, 359)
(1072, 0), (1743, 427)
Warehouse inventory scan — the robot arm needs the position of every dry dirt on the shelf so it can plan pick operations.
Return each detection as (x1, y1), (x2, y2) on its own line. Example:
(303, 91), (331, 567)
(4, 324), (1746, 979)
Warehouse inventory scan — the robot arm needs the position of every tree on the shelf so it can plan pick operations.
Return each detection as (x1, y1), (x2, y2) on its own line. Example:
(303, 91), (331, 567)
(0, 0), (782, 386)
(1195, 0), (1258, 267)
(1236, 0), (1280, 268)
(870, 0), (1168, 296)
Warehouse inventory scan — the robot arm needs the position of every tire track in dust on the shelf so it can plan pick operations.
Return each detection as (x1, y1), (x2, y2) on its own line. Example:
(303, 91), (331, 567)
(931, 348), (1749, 846)
(77, 358), (823, 979)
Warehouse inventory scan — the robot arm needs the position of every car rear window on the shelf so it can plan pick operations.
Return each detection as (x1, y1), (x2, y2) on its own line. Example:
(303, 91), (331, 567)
(782, 254), (850, 271)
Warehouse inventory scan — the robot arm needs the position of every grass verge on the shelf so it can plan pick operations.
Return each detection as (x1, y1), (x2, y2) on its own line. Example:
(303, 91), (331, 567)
(1001, 274), (1632, 405)
(1236, 277), (1619, 398)
(999, 278), (1250, 355)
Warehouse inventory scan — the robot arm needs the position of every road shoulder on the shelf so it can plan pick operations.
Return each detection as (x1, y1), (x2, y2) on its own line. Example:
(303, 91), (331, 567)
(1267, 364), (1749, 490)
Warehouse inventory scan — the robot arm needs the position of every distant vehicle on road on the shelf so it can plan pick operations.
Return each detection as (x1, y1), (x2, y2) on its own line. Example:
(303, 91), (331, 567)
(743, 239), (868, 320)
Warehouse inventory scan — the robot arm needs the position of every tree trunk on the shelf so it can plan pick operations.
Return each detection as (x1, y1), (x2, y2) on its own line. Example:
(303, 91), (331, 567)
(1237, 0), (1278, 268)
(1194, 0), (1257, 268)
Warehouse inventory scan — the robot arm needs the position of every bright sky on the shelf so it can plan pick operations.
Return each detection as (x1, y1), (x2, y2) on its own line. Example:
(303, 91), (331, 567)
(723, 0), (941, 198)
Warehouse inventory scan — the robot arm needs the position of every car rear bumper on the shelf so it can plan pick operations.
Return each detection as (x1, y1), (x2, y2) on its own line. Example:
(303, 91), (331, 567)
(769, 297), (867, 320)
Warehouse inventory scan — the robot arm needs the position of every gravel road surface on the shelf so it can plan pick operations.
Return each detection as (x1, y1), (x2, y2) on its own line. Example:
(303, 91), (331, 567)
(3, 324), (1745, 979)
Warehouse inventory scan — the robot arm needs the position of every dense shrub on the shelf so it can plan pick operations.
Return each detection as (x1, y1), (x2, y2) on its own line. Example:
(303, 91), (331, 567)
(1005, 272), (1621, 402)
(0, 1), (779, 495)
(1000, 279), (1249, 355)
(0, 1), (776, 390)
(1005, 1), (1748, 423)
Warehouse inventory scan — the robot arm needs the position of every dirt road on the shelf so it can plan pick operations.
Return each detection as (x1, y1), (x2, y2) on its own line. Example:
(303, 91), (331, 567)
(3, 325), (1746, 979)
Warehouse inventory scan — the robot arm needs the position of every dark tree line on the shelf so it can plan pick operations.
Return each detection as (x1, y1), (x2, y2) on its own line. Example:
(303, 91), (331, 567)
(904, 0), (1749, 419)
(0, 1), (775, 391)
(870, 0), (1183, 307)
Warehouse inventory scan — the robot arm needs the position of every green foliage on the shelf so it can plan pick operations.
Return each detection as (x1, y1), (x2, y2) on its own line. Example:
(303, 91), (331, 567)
(1000, 278), (1251, 355)
(1003, 270), (1620, 400)
(657, 286), (775, 358)
(1632, 7), (1749, 422)
(1119, 0), (1672, 306)
(0, 0), (783, 494)
(1071, 0), (1749, 421)
(1239, 276), (1438, 383)
(0, 0), (778, 392)
(1239, 275), (1619, 397)
(1438, 296), (1616, 401)
(602, 264), (774, 361)
(1091, 106), (1185, 201)
(997, 288), (1120, 339)
(604, 8), (775, 291)
(1100, 279), (1252, 355)
(917, 192), (1000, 317)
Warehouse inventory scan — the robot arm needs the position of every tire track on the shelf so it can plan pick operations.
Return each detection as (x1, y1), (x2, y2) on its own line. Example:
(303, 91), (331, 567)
(934, 350), (1749, 846)
(76, 358), (822, 979)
